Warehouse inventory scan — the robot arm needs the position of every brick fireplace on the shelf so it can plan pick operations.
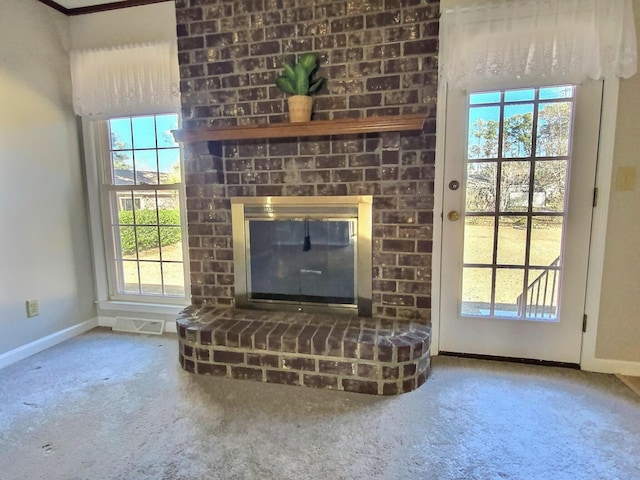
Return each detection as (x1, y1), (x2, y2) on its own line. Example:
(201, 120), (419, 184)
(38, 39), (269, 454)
(174, 0), (439, 393)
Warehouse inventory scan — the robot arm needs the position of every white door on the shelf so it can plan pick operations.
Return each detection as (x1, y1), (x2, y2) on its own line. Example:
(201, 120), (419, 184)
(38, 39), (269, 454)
(440, 82), (602, 364)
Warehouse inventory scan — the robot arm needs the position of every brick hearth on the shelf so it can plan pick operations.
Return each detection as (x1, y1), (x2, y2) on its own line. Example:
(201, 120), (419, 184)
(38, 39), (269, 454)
(178, 306), (431, 395)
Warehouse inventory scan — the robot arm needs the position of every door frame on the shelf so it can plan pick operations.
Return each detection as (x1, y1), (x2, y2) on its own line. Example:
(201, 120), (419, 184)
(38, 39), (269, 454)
(432, 78), (621, 370)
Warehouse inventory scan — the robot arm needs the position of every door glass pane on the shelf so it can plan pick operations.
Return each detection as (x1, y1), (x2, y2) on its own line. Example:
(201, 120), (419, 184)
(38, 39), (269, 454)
(495, 268), (524, 318)
(466, 162), (497, 212)
(469, 91), (501, 104)
(521, 268), (560, 320)
(530, 216), (563, 267)
(463, 217), (494, 264)
(539, 85), (573, 100)
(461, 267), (492, 316)
(534, 160), (568, 212)
(504, 89), (535, 102)
(503, 104), (533, 158)
(536, 102), (573, 157)
(468, 106), (500, 159)
(496, 216), (527, 266)
(500, 161), (530, 212)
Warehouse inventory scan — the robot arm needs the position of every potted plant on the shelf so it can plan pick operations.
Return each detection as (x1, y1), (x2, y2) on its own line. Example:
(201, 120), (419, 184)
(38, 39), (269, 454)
(275, 53), (325, 123)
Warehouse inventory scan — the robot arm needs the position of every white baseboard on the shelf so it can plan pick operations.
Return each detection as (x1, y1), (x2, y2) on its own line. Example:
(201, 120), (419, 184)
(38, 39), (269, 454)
(581, 357), (640, 376)
(0, 317), (99, 370)
(98, 316), (177, 334)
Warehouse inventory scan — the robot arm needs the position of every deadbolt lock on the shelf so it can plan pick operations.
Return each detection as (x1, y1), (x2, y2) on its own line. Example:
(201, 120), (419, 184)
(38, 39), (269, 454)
(448, 180), (460, 190)
(447, 210), (460, 221)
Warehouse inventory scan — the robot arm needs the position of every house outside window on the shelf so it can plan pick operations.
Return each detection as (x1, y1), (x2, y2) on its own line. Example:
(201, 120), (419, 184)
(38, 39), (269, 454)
(100, 113), (188, 301)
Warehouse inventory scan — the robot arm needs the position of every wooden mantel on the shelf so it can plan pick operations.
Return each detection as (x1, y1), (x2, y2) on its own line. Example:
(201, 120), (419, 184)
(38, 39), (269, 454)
(172, 113), (425, 143)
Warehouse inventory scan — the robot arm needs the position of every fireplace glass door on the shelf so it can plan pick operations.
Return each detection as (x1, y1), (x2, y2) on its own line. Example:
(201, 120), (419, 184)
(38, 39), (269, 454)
(231, 196), (372, 316)
(247, 219), (356, 306)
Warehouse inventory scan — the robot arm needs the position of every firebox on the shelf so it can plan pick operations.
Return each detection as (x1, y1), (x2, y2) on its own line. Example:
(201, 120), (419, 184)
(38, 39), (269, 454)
(231, 196), (372, 317)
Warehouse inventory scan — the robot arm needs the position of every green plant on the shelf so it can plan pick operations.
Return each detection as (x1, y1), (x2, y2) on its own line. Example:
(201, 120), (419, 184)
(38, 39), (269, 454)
(118, 209), (182, 255)
(275, 53), (325, 96)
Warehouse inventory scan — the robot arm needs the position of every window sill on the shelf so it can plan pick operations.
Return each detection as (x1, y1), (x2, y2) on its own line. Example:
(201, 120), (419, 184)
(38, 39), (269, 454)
(96, 300), (188, 317)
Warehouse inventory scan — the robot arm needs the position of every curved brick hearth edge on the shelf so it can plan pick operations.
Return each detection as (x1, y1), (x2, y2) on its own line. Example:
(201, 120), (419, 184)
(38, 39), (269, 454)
(177, 306), (431, 395)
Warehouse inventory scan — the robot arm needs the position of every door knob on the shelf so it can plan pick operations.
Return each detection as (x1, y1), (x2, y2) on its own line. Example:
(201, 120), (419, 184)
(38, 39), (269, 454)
(447, 210), (460, 221)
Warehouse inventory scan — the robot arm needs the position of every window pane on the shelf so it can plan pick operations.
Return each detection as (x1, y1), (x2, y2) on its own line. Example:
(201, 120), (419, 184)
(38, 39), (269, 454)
(461, 267), (492, 316)
(121, 260), (140, 294)
(466, 162), (497, 212)
(503, 104), (533, 158)
(162, 262), (185, 296)
(500, 161), (530, 212)
(110, 118), (132, 149)
(156, 114), (179, 148)
(463, 217), (494, 265)
(536, 102), (573, 157)
(159, 227), (182, 260)
(158, 201), (181, 224)
(159, 148), (181, 184)
(136, 226), (160, 260)
(112, 151), (134, 185)
(132, 116), (157, 149)
(496, 216), (527, 266)
(139, 261), (163, 295)
(133, 150), (159, 185)
(115, 224), (134, 258)
(468, 106), (500, 159)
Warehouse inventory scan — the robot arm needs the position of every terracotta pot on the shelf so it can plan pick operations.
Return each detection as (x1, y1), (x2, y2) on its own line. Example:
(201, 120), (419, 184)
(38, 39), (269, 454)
(288, 95), (313, 123)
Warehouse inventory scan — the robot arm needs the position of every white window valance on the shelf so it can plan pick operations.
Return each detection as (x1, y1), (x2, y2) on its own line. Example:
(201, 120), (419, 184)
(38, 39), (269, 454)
(70, 42), (180, 118)
(440, 0), (638, 91)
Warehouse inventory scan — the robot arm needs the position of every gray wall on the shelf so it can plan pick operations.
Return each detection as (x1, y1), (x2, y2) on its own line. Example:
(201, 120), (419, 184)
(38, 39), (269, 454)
(0, 0), (95, 355)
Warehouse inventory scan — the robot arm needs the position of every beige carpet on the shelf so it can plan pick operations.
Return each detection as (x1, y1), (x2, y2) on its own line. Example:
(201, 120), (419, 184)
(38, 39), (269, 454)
(1, 328), (639, 480)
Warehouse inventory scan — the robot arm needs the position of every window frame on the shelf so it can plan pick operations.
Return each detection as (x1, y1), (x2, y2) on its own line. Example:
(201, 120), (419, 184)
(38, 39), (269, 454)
(82, 115), (190, 309)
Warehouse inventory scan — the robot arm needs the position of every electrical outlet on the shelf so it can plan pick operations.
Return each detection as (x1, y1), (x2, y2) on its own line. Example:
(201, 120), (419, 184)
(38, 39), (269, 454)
(26, 299), (39, 318)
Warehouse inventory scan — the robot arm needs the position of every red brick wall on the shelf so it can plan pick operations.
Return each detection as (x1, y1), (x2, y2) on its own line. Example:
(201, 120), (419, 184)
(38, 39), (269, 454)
(175, 0), (439, 322)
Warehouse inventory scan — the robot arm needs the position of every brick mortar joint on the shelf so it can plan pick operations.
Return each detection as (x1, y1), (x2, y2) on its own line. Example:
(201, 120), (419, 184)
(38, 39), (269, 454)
(179, 339), (429, 368)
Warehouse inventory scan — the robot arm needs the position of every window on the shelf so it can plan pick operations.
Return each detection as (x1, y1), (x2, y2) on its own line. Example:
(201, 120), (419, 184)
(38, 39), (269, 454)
(101, 114), (187, 301)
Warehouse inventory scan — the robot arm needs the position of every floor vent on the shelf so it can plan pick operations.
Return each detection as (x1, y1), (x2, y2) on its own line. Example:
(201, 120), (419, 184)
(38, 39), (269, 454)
(112, 317), (165, 335)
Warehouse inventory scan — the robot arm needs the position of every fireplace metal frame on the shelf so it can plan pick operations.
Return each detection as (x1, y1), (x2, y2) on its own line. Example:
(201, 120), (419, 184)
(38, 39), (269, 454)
(231, 195), (373, 317)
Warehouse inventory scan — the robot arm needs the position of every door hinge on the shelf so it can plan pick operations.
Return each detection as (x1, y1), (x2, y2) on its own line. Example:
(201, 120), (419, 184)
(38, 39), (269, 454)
(593, 187), (599, 207)
(582, 314), (588, 332)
